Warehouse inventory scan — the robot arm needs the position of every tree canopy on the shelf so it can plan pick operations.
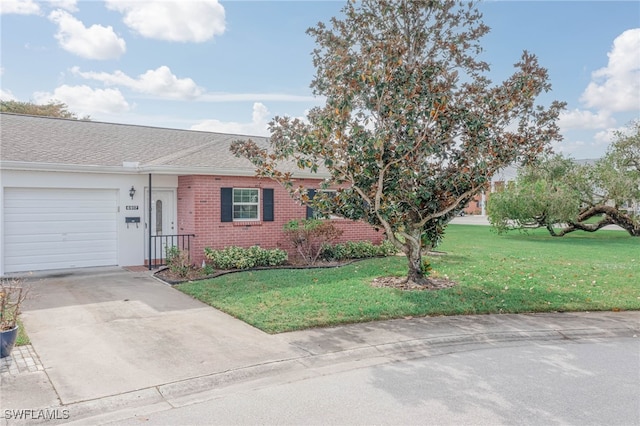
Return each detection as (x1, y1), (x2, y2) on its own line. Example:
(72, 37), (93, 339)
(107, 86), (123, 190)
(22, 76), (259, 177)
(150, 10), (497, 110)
(488, 121), (640, 237)
(0, 100), (89, 120)
(232, 0), (564, 287)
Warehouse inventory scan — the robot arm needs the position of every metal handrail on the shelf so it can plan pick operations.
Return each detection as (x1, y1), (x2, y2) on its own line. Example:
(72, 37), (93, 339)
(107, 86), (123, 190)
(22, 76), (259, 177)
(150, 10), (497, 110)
(148, 234), (196, 270)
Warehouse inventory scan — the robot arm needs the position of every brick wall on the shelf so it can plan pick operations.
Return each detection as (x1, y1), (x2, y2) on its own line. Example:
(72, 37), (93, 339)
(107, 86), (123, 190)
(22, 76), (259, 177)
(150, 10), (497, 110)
(177, 175), (383, 265)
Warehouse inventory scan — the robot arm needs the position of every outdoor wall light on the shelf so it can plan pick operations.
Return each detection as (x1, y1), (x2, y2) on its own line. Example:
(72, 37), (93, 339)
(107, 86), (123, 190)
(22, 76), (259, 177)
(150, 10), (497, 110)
(129, 186), (136, 199)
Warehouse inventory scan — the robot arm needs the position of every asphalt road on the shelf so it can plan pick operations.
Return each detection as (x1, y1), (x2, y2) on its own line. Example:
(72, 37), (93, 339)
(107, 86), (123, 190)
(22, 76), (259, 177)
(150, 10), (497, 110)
(111, 337), (640, 426)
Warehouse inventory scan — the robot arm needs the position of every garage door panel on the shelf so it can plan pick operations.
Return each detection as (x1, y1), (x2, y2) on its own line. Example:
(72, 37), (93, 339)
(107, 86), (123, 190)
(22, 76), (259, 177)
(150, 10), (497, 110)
(7, 247), (117, 262)
(5, 211), (116, 222)
(6, 222), (117, 235)
(5, 219), (117, 233)
(6, 239), (117, 257)
(5, 232), (117, 245)
(5, 199), (116, 209)
(5, 189), (115, 200)
(5, 255), (117, 272)
(4, 188), (119, 273)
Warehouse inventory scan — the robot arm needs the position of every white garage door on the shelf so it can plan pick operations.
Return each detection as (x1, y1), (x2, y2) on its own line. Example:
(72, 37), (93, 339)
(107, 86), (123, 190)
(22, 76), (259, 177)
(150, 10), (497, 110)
(4, 188), (118, 273)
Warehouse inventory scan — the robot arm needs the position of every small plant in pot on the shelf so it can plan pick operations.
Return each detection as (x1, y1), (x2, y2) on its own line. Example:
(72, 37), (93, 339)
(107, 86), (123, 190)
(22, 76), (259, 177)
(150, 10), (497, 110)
(1, 278), (28, 358)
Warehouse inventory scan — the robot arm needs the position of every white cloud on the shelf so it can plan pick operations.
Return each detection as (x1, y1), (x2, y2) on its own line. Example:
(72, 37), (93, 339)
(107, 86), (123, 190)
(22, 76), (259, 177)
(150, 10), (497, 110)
(0, 0), (41, 15)
(580, 28), (640, 113)
(33, 85), (130, 117)
(191, 102), (271, 136)
(48, 10), (126, 60)
(553, 124), (633, 159)
(593, 126), (632, 146)
(47, 0), (78, 12)
(71, 66), (202, 99)
(0, 89), (17, 101)
(558, 109), (615, 130)
(0, 68), (17, 100)
(105, 0), (225, 43)
(199, 92), (319, 102)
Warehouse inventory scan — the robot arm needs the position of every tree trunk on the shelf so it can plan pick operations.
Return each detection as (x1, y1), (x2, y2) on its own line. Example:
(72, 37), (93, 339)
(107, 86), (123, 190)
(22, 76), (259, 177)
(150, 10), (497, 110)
(549, 205), (640, 237)
(407, 247), (424, 283)
(404, 233), (431, 286)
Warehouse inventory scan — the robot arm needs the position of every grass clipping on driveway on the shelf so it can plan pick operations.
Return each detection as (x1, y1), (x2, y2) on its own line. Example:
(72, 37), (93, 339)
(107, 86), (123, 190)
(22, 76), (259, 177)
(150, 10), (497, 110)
(177, 225), (639, 334)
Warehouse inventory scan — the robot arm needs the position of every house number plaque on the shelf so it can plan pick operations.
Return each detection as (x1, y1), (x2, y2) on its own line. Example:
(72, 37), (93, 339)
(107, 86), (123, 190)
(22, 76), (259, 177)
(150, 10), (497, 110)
(126, 205), (139, 210)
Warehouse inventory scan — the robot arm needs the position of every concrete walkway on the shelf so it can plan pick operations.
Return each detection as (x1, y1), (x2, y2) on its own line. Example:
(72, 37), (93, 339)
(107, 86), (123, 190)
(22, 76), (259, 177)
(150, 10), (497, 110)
(1, 267), (638, 425)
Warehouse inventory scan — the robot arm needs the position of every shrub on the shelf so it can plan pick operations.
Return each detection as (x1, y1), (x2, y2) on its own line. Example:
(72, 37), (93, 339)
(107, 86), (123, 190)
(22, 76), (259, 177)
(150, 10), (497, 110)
(1, 278), (28, 331)
(204, 246), (288, 270)
(283, 219), (343, 265)
(165, 246), (192, 278)
(377, 240), (399, 256)
(321, 240), (398, 261)
(202, 263), (216, 276)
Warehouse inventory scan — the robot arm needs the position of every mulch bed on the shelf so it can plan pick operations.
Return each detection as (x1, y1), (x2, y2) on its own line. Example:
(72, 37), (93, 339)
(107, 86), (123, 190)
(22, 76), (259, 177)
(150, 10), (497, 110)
(156, 254), (458, 291)
(154, 259), (358, 285)
(370, 275), (457, 291)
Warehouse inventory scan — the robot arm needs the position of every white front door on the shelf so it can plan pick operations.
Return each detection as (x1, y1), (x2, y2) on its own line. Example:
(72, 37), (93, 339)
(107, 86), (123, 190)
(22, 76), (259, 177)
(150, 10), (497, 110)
(144, 189), (175, 263)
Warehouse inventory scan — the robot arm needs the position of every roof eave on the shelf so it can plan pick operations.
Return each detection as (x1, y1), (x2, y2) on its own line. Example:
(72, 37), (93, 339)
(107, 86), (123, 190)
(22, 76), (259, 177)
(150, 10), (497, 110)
(0, 161), (330, 180)
(140, 165), (329, 179)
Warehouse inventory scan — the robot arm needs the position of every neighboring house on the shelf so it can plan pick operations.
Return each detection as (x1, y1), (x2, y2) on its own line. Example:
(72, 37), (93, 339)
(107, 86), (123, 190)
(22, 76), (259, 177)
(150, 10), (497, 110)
(461, 166), (518, 215)
(0, 113), (382, 275)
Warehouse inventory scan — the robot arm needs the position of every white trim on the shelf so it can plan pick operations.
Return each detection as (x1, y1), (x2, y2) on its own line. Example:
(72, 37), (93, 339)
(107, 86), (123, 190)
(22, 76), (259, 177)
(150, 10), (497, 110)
(0, 161), (328, 179)
(232, 188), (260, 221)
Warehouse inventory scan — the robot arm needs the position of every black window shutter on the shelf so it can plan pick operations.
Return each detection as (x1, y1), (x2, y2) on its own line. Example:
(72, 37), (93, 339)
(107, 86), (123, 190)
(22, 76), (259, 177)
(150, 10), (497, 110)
(263, 188), (274, 222)
(306, 189), (316, 219)
(221, 188), (233, 222)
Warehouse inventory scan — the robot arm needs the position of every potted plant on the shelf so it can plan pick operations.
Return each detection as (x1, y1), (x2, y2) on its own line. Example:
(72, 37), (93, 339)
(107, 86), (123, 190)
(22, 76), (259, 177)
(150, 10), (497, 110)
(1, 279), (27, 358)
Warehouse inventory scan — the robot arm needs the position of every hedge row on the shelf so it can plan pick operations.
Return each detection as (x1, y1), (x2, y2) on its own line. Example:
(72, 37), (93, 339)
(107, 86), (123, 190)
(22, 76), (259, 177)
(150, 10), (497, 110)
(204, 246), (288, 270)
(320, 240), (397, 261)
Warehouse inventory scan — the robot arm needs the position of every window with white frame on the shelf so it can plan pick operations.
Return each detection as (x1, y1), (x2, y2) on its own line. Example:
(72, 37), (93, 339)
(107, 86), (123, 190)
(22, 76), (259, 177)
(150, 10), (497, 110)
(233, 188), (260, 220)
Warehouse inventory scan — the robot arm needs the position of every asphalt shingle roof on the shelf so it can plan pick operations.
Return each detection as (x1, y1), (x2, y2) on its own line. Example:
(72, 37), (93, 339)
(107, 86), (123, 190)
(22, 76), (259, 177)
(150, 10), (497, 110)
(0, 113), (292, 175)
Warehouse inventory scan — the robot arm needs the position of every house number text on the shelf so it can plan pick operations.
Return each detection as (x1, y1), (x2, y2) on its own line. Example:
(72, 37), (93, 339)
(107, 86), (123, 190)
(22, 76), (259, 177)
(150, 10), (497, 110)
(126, 205), (139, 210)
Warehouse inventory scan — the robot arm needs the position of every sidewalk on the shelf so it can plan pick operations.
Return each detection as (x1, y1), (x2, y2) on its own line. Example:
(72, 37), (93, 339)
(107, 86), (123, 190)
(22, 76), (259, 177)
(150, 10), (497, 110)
(2, 309), (638, 425)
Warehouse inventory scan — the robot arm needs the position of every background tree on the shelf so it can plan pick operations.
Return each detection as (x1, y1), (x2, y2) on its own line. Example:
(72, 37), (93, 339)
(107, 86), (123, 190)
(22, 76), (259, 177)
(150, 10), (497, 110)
(488, 121), (640, 237)
(232, 0), (564, 287)
(0, 100), (90, 120)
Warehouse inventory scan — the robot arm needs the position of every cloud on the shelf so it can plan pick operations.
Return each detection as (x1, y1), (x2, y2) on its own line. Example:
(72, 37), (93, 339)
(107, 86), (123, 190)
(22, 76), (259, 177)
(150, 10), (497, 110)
(558, 109), (615, 130)
(191, 102), (271, 136)
(199, 92), (320, 102)
(0, 0), (41, 15)
(0, 68), (17, 100)
(593, 126), (632, 147)
(33, 84), (130, 116)
(70, 66), (320, 102)
(48, 9), (126, 60)
(580, 28), (640, 113)
(105, 0), (225, 43)
(47, 0), (78, 12)
(71, 66), (202, 99)
(0, 89), (17, 101)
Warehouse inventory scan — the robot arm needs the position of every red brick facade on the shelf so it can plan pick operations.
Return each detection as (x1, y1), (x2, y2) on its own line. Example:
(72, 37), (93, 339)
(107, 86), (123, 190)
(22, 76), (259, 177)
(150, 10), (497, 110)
(177, 175), (384, 265)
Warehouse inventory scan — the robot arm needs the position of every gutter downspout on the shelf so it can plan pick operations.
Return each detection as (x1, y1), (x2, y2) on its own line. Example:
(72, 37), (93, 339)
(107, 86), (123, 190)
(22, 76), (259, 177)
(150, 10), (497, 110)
(148, 173), (152, 270)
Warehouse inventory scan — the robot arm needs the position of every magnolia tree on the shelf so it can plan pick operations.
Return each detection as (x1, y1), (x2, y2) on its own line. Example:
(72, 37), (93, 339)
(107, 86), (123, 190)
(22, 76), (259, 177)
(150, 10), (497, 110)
(0, 100), (89, 120)
(232, 0), (564, 287)
(489, 121), (640, 237)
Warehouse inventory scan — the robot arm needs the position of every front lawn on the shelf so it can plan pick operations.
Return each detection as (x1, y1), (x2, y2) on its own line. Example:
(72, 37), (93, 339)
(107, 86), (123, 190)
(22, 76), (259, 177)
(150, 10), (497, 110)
(177, 225), (640, 333)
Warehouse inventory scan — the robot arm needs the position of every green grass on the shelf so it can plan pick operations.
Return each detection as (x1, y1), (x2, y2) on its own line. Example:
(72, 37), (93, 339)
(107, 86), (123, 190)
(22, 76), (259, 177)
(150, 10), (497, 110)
(16, 318), (30, 346)
(178, 225), (640, 333)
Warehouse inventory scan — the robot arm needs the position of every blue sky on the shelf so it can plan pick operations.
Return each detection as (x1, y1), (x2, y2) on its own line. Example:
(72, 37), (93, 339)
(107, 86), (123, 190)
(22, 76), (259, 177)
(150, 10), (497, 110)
(1, 1), (638, 159)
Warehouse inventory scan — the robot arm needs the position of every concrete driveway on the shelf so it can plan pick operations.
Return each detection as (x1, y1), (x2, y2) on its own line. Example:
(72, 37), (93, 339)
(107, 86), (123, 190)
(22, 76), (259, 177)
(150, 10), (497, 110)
(18, 267), (302, 405)
(5, 267), (638, 424)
